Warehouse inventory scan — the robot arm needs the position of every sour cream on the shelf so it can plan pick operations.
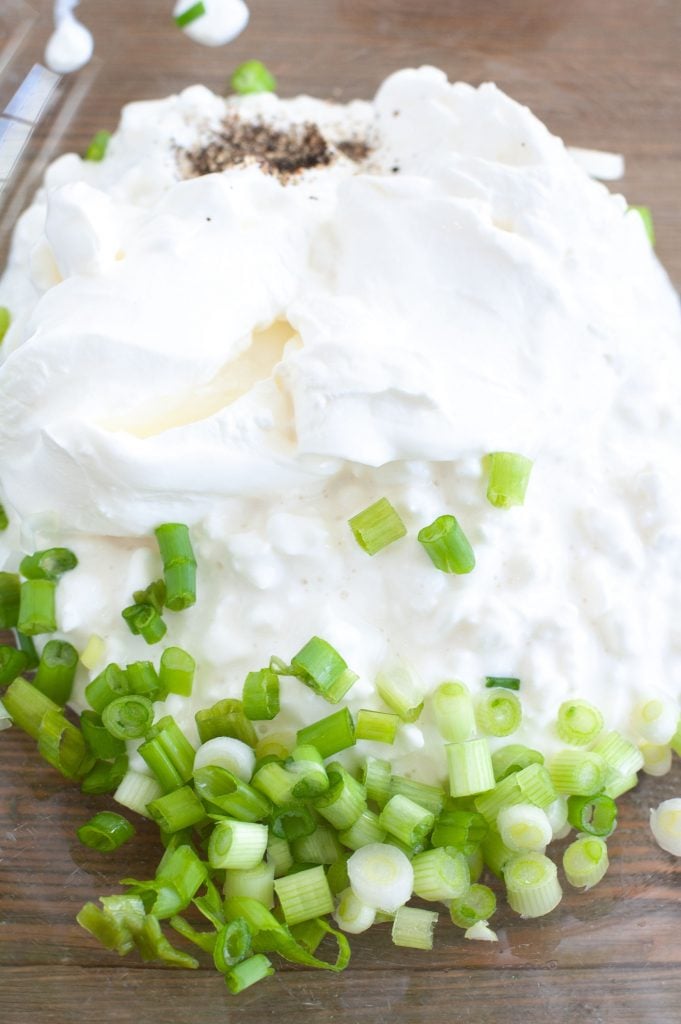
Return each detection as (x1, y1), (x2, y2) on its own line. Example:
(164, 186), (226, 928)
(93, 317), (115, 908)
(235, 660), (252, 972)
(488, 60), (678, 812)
(174, 0), (250, 46)
(45, 1), (94, 75)
(0, 68), (679, 783)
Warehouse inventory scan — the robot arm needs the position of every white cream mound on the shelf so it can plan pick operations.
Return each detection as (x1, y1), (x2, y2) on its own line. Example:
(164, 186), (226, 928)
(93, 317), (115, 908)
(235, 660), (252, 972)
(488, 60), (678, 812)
(0, 67), (680, 780)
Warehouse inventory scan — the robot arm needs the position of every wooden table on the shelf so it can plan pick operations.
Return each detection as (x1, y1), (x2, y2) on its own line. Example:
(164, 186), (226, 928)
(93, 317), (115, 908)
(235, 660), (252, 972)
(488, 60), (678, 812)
(1, 2), (680, 1022)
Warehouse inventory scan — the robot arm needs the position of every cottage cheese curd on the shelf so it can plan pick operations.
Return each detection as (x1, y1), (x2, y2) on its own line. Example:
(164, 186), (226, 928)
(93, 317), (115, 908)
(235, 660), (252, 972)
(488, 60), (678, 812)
(0, 68), (679, 782)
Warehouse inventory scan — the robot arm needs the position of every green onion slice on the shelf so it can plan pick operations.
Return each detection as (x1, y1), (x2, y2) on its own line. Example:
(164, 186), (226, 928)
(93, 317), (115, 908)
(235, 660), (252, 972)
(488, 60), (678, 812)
(417, 514), (475, 574)
(102, 694), (154, 740)
(77, 811), (135, 851)
(231, 60), (277, 95)
(348, 497), (407, 555)
(174, 1), (206, 28)
(566, 793), (617, 837)
(484, 452), (533, 509)
(20, 547), (78, 581)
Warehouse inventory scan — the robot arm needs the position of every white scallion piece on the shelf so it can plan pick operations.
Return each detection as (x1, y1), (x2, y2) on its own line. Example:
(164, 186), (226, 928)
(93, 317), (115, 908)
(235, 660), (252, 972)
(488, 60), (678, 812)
(650, 798), (681, 856)
(114, 769), (163, 819)
(193, 736), (255, 781)
(640, 743), (672, 778)
(631, 697), (679, 746)
(545, 795), (569, 838)
(333, 887), (376, 934)
(347, 842), (414, 913)
(497, 803), (552, 853)
(464, 921), (498, 942)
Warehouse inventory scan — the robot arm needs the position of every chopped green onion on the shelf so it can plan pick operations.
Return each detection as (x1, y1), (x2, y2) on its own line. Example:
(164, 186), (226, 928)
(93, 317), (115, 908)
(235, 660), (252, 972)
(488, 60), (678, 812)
(485, 676), (521, 691)
(348, 497), (407, 555)
(134, 914), (199, 969)
(242, 668), (280, 720)
(274, 865), (335, 927)
(102, 694), (154, 740)
(475, 763), (556, 824)
(347, 843), (413, 913)
(628, 204), (655, 245)
(154, 523), (197, 611)
(139, 715), (195, 791)
(0, 573), (19, 628)
(19, 547), (78, 581)
(169, 915), (217, 954)
(431, 808), (488, 851)
(417, 514), (475, 574)
(77, 901), (136, 955)
(114, 769), (163, 818)
(545, 795), (569, 838)
(255, 732), (291, 762)
(3, 677), (59, 739)
(213, 917), (252, 973)
(497, 803), (552, 852)
(391, 906), (438, 950)
(133, 579), (166, 614)
(251, 760), (297, 806)
(81, 754), (128, 795)
(504, 852), (562, 918)
(355, 708), (399, 744)
(37, 708), (92, 779)
(446, 738), (496, 797)
(566, 793), (617, 837)
(208, 820), (269, 870)
(631, 696), (679, 745)
(271, 805), (317, 842)
(194, 736), (255, 781)
(326, 854), (350, 896)
(292, 825), (344, 865)
(432, 681), (476, 741)
(80, 710), (126, 759)
(412, 847), (470, 901)
(174, 1), (206, 28)
(0, 306), (10, 344)
(231, 60), (277, 95)
(224, 954), (274, 994)
(85, 130), (111, 161)
(481, 828), (515, 878)
(290, 636), (358, 704)
(297, 707), (356, 758)
(387, 776), (446, 817)
(17, 578), (56, 635)
(376, 661), (425, 723)
(649, 798), (681, 856)
(194, 765), (271, 822)
(450, 883), (497, 928)
(563, 835), (609, 889)
(549, 750), (606, 796)
(80, 634), (104, 670)
(591, 730), (644, 778)
(122, 603), (167, 645)
(333, 887), (376, 934)
(670, 718), (681, 757)
(0, 502), (7, 531)
(557, 699), (604, 746)
(313, 761), (367, 830)
(85, 663), (130, 713)
(77, 811), (135, 851)
(148, 785), (206, 833)
(338, 809), (386, 850)
(224, 861), (275, 909)
(286, 745), (329, 799)
(640, 742), (672, 777)
(485, 452), (533, 509)
(492, 744), (544, 782)
(126, 660), (162, 700)
(362, 756), (392, 807)
(0, 644), (29, 685)
(196, 698), (257, 746)
(159, 647), (195, 697)
(267, 834), (294, 878)
(476, 689), (522, 737)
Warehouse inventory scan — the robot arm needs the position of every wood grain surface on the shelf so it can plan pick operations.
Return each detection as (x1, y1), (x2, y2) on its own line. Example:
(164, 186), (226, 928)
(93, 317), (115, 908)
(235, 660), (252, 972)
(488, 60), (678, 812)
(1, 2), (681, 1022)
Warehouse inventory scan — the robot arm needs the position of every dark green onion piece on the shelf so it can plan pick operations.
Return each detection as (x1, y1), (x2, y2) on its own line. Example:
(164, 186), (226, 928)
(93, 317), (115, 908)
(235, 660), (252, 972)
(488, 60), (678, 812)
(243, 668), (280, 720)
(33, 640), (78, 704)
(417, 514), (475, 574)
(76, 901), (136, 955)
(313, 761), (367, 830)
(213, 917), (252, 972)
(126, 660), (162, 700)
(174, 0), (206, 28)
(139, 715), (195, 792)
(85, 130), (111, 161)
(38, 708), (92, 779)
(485, 676), (521, 691)
(16, 631), (39, 668)
(231, 60), (277, 95)
(223, 896), (350, 972)
(290, 636), (358, 704)
(3, 677), (60, 737)
(297, 707), (356, 759)
(154, 523), (197, 611)
(20, 547), (78, 581)
(77, 811), (135, 851)
(485, 452), (533, 509)
(102, 694), (154, 740)
(195, 698), (257, 746)
(225, 953), (274, 994)
(133, 579), (166, 614)
(122, 603), (167, 644)
(81, 754), (128, 795)
(271, 805), (317, 842)
(147, 785), (206, 832)
(0, 644), (29, 685)
(492, 744), (544, 782)
(85, 663), (130, 714)
(567, 793), (617, 837)
(159, 646), (195, 697)
(431, 808), (488, 851)
(0, 502), (8, 531)
(388, 776), (446, 817)
(348, 497), (407, 555)
(170, 915), (217, 954)
(0, 306), (10, 344)
(134, 914), (199, 969)
(0, 572), (20, 628)
(17, 578), (57, 635)
(193, 765), (271, 822)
